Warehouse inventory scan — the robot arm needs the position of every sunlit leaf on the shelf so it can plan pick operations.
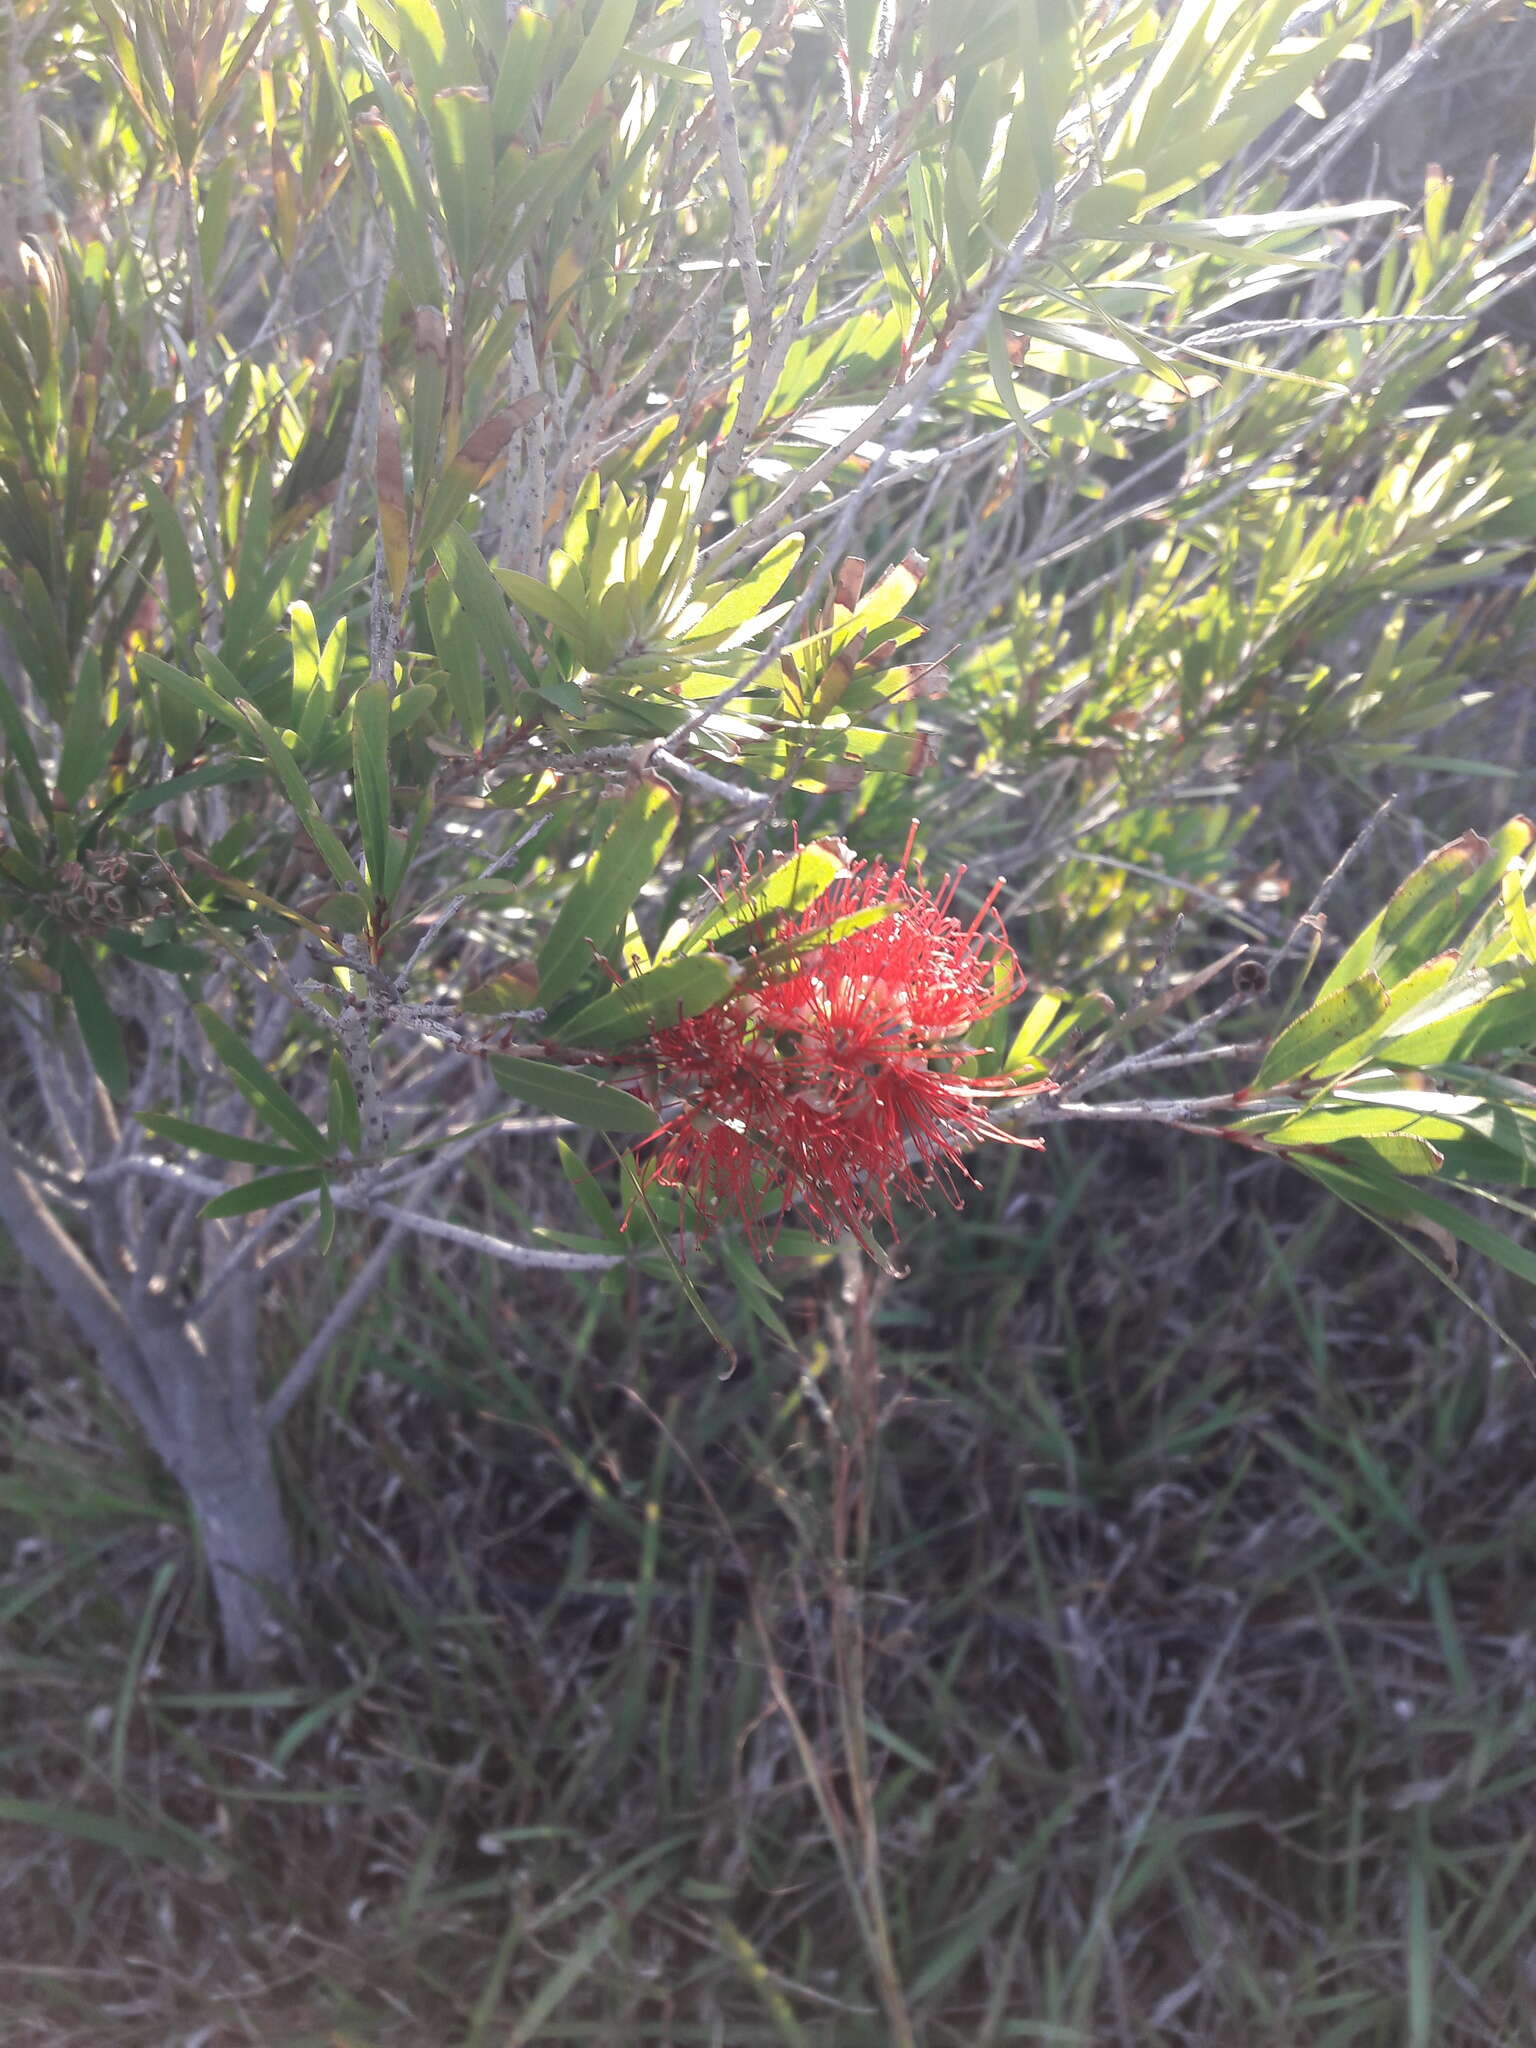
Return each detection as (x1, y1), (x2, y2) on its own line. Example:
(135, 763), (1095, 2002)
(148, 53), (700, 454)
(537, 782), (678, 1008)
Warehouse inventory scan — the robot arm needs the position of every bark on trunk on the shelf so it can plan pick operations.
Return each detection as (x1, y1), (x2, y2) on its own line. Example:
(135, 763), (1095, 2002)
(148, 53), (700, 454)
(0, 1137), (299, 1676)
(168, 1397), (298, 1677)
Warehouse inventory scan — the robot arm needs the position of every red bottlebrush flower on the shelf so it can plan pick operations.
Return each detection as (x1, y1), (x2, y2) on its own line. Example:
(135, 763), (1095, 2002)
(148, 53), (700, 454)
(642, 846), (1044, 1250)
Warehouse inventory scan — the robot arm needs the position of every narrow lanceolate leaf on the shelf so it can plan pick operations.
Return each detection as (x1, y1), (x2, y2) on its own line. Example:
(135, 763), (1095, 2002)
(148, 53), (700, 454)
(56, 650), (111, 807)
(537, 782), (678, 1008)
(1004, 991), (1066, 1070)
(351, 680), (393, 892)
(560, 955), (739, 1049)
(327, 1048), (362, 1154)
(1254, 973), (1390, 1089)
(1302, 1154), (1536, 1298)
(558, 1137), (623, 1239)
(1309, 954), (1458, 1079)
(541, 0), (637, 142)
(355, 111), (442, 308)
(416, 396), (547, 554)
(489, 1055), (658, 1133)
(194, 1004), (330, 1159)
(433, 524), (522, 711)
(200, 1168), (327, 1220)
(1319, 828), (1504, 999)
(137, 651), (252, 734)
(683, 533), (804, 644)
(1503, 863), (1536, 963)
(237, 698), (363, 891)
(376, 397), (410, 603)
(620, 1155), (737, 1359)
(141, 478), (201, 646)
(1372, 830), (1493, 986)
(57, 942), (129, 1098)
(138, 1113), (311, 1169)
(986, 311), (1045, 444)
(1378, 965), (1536, 1070)
(678, 839), (848, 953)
(0, 668), (49, 809)
(1357, 1134), (1444, 1176)
(495, 565), (595, 653)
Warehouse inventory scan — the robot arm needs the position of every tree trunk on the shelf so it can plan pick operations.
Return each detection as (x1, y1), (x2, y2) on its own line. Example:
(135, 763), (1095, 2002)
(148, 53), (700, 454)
(0, 1138), (299, 1676)
(166, 1391), (298, 1677)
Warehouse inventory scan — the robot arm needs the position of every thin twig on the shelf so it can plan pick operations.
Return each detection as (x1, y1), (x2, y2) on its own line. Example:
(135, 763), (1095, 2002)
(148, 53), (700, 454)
(1275, 794), (1396, 970)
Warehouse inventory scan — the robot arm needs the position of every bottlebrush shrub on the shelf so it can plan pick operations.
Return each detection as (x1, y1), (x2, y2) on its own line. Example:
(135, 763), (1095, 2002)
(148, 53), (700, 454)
(4, 0), (1536, 1670)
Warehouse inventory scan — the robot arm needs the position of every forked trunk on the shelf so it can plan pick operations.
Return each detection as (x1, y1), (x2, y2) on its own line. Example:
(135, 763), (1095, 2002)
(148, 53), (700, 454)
(0, 1135), (298, 1674)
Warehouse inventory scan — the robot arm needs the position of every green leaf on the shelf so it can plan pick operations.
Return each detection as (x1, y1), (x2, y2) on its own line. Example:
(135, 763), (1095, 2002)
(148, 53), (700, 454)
(327, 1048), (362, 1153)
(496, 564), (595, 654)
(1319, 825), (1528, 999)
(1004, 991), (1065, 1070)
(675, 840), (848, 954)
(1309, 953), (1459, 1079)
(1301, 1153), (1536, 1295)
(356, 111), (443, 307)
(375, 395), (410, 604)
(200, 1167), (327, 1220)
(1372, 829), (1493, 987)
(0, 668), (50, 810)
(491, 8), (555, 142)
(57, 942), (129, 1098)
(560, 954), (739, 1049)
(558, 1137), (623, 1239)
(428, 83), (495, 273)
(1254, 973), (1390, 1089)
(738, 902), (893, 984)
(620, 1154), (737, 1360)
(633, 448), (704, 611)
(489, 1055), (658, 1133)
(1503, 862), (1536, 964)
(351, 680), (393, 892)
(1378, 965), (1536, 1070)
(425, 578), (484, 749)
(1252, 1084), (1472, 1148)
(683, 534), (804, 644)
(1355, 1133), (1444, 1176)
(56, 650), (110, 808)
(433, 525), (525, 712)
(138, 1114), (309, 1168)
(115, 760), (266, 819)
(18, 566), (69, 713)
(388, 681), (437, 739)
(238, 698), (364, 891)
(99, 929), (207, 975)
(1009, 314), (1183, 389)
(135, 651), (252, 735)
(1072, 170), (1149, 237)
(542, 0), (637, 142)
(194, 1004), (331, 1159)
(221, 462), (275, 668)
(295, 610), (348, 751)
(992, 0), (1070, 235)
(141, 478), (200, 648)
(537, 782), (678, 1007)
(986, 311), (1045, 442)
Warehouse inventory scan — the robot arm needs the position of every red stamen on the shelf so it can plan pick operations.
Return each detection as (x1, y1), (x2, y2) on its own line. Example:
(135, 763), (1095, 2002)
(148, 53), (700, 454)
(638, 847), (1044, 1250)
